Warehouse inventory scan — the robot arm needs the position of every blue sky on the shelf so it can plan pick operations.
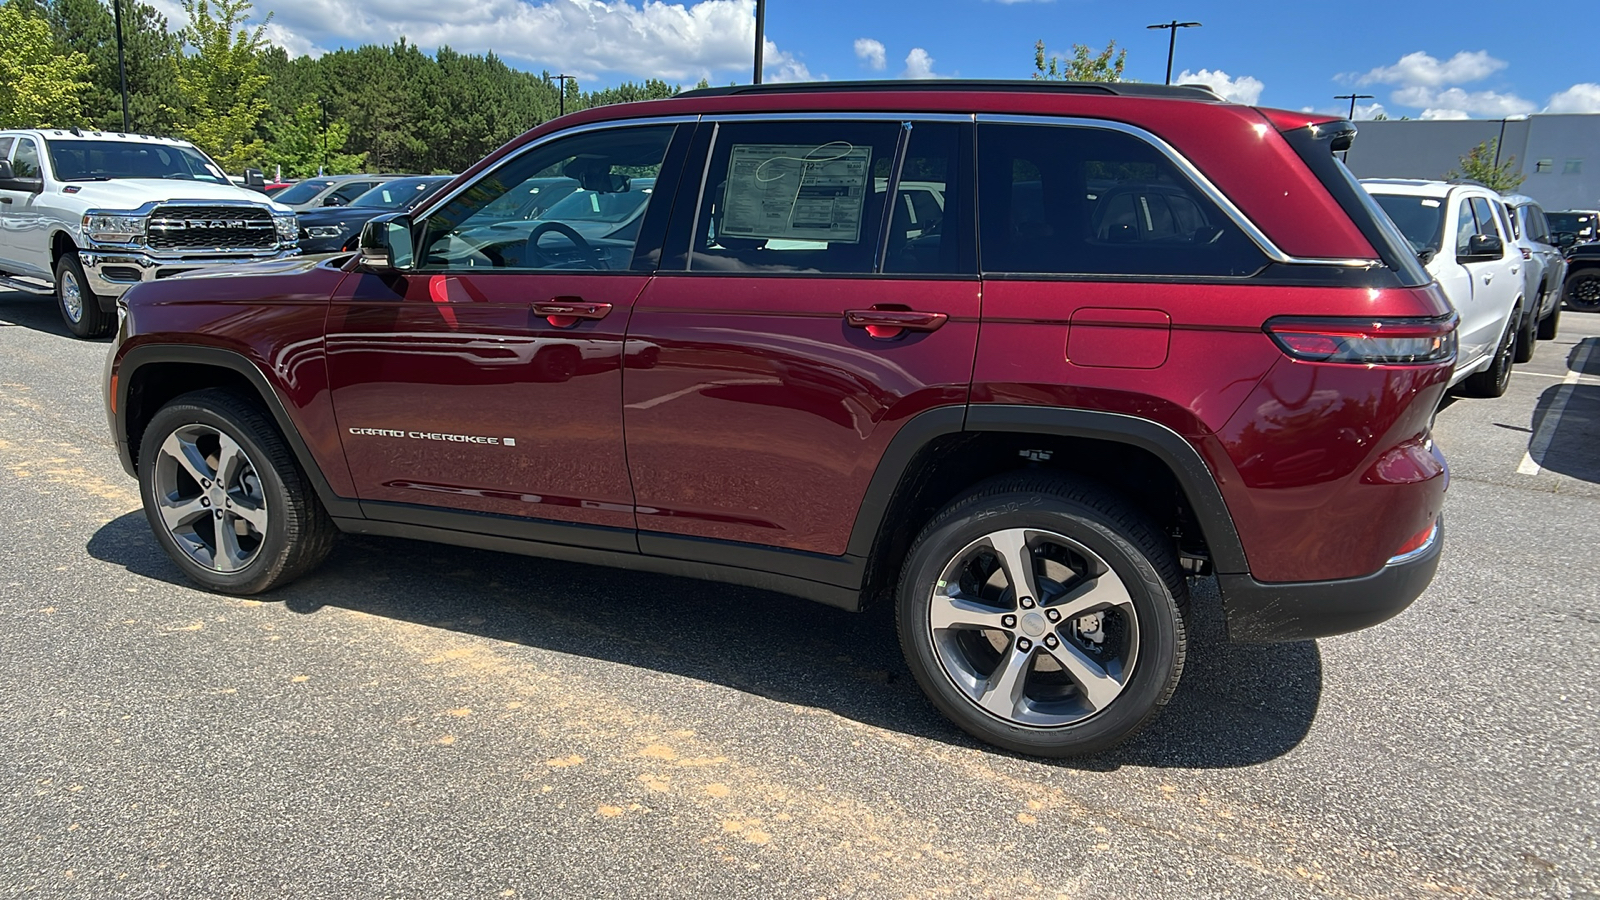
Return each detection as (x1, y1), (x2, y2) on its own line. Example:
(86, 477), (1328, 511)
(206, 0), (1600, 118)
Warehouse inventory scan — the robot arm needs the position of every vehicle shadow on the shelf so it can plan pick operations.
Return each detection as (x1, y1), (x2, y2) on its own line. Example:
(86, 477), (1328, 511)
(1527, 382), (1600, 483)
(0, 290), (89, 340)
(87, 511), (1322, 770)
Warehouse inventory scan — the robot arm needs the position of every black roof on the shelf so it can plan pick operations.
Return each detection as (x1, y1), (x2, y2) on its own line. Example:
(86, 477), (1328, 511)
(678, 79), (1224, 102)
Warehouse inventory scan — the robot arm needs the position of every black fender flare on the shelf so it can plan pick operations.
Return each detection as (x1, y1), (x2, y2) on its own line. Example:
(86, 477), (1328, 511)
(111, 343), (362, 518)
(845, 404), (1249, 575)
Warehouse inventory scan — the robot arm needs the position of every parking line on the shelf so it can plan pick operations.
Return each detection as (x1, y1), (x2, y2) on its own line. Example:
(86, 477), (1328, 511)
(1518, 338), (1598, 476)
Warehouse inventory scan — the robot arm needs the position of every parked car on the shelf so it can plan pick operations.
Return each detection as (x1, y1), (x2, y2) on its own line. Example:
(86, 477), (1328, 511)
(271, 174), (401, 212)
(263, 181), (297, 197)
(1501, 194), (1567, 352)
(1364, 179), (1524, 396)
(0, 128), (297, 337)
(296, 175), (455, 254)
(107, 81), (1452, 758)
(471, 176), (582, 224)
(1547, 209), (1599, 250)
(1564, 241), (1600, 311)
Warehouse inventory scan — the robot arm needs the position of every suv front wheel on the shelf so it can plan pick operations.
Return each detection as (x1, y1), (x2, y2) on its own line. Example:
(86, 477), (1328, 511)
(137, 389), (335, 594)
(896, 476), (1187, 757)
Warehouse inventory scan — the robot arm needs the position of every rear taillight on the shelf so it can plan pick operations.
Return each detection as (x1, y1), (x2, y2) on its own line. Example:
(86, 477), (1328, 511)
(1264, 315), (1457, 365)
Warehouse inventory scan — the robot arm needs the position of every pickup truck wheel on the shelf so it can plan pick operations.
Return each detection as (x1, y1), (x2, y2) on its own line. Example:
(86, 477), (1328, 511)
(138, 389), (335, 595)
(1463, 310), (1517, 398)
(55, 253), (114, 339)
(1568, 271), (1600, 312)
(896, 476), (1186, 757)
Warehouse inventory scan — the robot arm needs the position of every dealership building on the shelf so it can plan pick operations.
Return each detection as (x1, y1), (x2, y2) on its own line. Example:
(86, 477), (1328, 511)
(1342, 114), (1600, 212)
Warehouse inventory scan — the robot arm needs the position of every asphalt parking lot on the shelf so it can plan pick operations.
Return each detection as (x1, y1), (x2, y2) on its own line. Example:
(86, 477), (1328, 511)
(1, 289), (1596, 899)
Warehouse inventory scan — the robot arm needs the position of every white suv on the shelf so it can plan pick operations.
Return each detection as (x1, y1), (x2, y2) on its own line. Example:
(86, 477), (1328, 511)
(0, 129), (297, 338)
(1364, 179), (1524, 397)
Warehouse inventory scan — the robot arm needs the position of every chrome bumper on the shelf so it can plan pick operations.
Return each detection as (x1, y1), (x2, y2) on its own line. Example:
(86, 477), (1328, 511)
(79, 247), (300, 300)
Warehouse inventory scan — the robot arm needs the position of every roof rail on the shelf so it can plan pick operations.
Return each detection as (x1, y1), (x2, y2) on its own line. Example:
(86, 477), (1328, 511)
(678, 79), (1224, 102)
(1446, 178), (1491, 189)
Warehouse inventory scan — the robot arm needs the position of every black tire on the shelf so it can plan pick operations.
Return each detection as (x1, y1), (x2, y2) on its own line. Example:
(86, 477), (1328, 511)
(1513, 299), (1537, 364)
(54, 252), (114, 339)
(1537, 303), (1561, 341)
(1567, 270), (1600, 312)
(896, 475), (1186, 757)
(137, 388), (335, 594)
(1463, 309), (1517, 398)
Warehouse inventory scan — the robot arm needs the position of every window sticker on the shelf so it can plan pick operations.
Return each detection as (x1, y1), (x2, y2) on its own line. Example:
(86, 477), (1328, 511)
(721, 142), (872, 243)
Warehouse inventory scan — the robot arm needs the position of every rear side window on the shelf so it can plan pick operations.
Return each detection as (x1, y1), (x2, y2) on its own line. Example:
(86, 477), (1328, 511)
(687, 120), (902, 275)
(976, 123), (1266, 277)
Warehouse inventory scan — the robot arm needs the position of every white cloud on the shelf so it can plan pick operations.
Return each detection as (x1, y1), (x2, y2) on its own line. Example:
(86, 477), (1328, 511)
(903, 48), (941, 79)
(254, 0), (804, 84)
(1392, 86), (1535, 117)
(1353, 102), (1387, 121)
(854, 38), (886, 71)
(1546, 83), (1600, 113)
(1174, 68), (1263, 105)
(1356, 50), (1506, 88)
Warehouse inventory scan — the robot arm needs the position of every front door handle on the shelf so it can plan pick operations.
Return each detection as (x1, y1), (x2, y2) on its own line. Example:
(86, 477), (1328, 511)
(532, 298), (612, 328)
(845, 309), (948, 340)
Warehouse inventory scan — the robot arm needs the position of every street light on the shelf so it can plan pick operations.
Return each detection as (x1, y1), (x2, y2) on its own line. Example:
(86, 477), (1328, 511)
(753, 0), (766, 84)
(555, 74), (574, 118)
(1335, 93), (1375, 121)
(112, 0), (130, 132)
(1146, 20), (1201, 86)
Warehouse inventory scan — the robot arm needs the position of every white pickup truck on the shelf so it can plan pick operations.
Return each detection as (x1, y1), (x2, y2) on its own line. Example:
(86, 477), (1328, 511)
(0, 128), (298, 337)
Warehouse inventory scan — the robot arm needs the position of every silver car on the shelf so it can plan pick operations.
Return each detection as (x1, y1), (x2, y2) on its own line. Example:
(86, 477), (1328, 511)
(1503, 194), (1568, 355)
(271, 174), (401, 212)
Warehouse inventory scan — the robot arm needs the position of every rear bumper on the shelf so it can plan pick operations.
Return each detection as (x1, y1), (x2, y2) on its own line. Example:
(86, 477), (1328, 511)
(1219, 517), (1442, 643)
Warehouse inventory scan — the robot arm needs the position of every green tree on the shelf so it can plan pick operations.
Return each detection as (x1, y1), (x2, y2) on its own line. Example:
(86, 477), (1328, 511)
(1445, 139), (1526, 193)
(0, 1), (92, 128)
(166, 0), (271, 170)
(1033, 39), (1127, 82)
(262, 101), (366, 177)
(46, 0), (182, 134)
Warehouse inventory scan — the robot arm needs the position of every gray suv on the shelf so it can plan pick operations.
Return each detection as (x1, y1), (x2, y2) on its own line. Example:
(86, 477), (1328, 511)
(1503, 194), (1567, 355)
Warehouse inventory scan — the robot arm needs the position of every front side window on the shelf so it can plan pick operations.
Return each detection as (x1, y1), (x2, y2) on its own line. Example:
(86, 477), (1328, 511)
(272, 179), (336, 205)
(977, 123), (1266, 277)
(1455, 200), (1479, 255)
(686, 120), (902, 275)
(329, 181), (378, 204)
(417, 124), (674, 272)
(1469, 197), (1502, 239)
(12, 139), (41, 179)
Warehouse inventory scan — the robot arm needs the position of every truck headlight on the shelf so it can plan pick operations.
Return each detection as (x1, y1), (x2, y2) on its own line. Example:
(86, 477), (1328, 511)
(304, 225), (346, 239)
(273, 214), (299, 244)
(83, 214), (146, 244)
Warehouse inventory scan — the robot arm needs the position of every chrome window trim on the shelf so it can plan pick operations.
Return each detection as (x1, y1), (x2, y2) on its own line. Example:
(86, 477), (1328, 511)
(413, 115), (701, 223)
(977, 113), (1381, 269)
(701, 112), (976, 125)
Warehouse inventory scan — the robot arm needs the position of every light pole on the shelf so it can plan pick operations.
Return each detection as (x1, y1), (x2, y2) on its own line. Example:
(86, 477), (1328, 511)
(753, 0), (766, 84)
(1146, 20), (1200, 86)
(555, 74), (574, 118)
(1335, 92), (1375, 121)
(112, 0), (130, 132)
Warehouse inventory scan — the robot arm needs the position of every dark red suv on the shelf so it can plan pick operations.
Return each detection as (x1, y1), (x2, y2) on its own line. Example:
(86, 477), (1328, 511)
(106, 81), (1453, 757)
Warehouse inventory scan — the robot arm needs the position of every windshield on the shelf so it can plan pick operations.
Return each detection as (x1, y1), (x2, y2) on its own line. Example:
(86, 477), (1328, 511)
(349, 177), (448, 210)
(272, 179), (335, 205)
(539, 184), (652, 224)
(1371, 193), (1447, 256)
(47, 140), (229, 183)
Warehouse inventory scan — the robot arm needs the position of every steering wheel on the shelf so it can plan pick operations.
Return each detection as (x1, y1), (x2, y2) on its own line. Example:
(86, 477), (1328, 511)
(525, 221), (597, 268)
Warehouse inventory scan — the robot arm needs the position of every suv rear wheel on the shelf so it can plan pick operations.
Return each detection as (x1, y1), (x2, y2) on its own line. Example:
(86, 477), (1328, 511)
(55, 252), (113, 338)
(1463, 308), (1518, 398)
(138, 389), (335, 594)
(896, 476), (1186, 757)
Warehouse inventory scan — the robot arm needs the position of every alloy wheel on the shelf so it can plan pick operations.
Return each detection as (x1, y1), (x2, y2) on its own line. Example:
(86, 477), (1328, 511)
(1571, 275), (1600, 311)
(151, 423), (269, 572)
(926, 527), (1139, 729)
(59, 270), (84, 324)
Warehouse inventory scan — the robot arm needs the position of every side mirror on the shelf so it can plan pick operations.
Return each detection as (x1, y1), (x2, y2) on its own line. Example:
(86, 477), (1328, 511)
(1459, 233), (1504, 262)
(243, 167), (266, 192)
(1418, 247), (1437, 266)
(358, 213), (413, 270)
(0, 160), (44, 194)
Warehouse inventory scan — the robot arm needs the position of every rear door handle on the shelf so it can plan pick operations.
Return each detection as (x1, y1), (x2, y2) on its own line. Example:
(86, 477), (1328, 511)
(844, 309), (948, 339)
(532, 298), (612, 327)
